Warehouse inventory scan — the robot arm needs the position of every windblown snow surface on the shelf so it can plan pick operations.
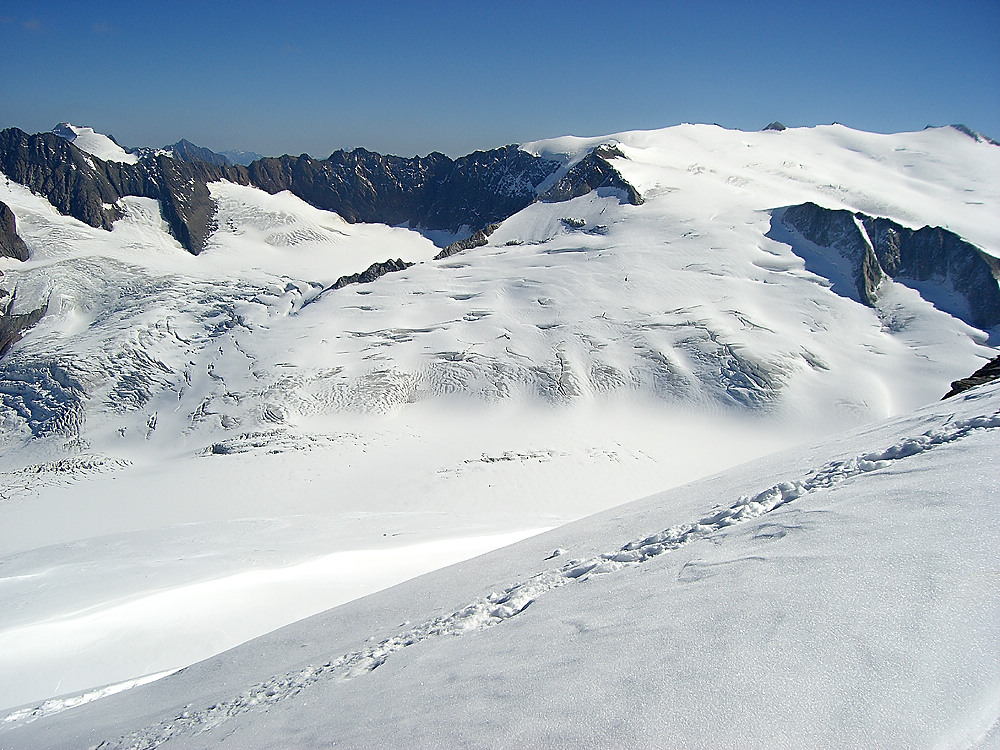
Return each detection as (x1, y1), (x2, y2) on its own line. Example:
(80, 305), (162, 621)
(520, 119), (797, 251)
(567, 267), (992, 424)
(0, 123), (998, 747)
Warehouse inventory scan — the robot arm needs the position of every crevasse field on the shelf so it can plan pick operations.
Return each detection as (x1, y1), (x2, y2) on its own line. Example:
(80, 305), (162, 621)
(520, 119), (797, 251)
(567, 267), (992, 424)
(0, 123), (998, 749)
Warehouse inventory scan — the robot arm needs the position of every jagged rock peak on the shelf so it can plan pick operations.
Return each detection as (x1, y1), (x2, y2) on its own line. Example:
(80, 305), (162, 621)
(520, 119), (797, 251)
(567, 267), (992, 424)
(762, 121), (787, 131)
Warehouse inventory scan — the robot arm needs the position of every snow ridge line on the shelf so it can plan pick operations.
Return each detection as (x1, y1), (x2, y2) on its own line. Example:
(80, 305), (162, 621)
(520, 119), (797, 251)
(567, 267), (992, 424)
(65, 410), (1000, 750)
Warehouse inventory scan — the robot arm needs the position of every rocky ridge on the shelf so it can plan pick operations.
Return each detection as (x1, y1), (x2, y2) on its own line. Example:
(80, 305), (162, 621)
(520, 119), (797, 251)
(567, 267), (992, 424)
(0, 127), (645, 257)
(781, 201), (1000, 329)
(0, 200), (28, 261)
(943, 355), (1000, 398)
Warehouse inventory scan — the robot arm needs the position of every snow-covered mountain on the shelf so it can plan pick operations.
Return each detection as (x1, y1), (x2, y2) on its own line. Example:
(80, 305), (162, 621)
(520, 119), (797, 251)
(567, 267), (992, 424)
(50, 123), (139, 165)
(0, 121), (998, 746)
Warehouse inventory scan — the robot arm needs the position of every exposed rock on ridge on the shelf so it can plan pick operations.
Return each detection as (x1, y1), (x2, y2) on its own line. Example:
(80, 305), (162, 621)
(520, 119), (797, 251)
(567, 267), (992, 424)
(0, 291), (45, 358)
(943, 355), (1000, 398)
(0, 127), (645, 257)
(434, 223), (501, 260)
(328, 258), (414, 290)
(539, 146), (643, 205)
(0, 200), (29, 261)
(781, 202), (1000, 329)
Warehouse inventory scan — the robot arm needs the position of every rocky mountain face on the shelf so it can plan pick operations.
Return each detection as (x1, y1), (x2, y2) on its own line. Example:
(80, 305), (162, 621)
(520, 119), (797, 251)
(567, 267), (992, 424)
(539, 145), (643, 205)
(0, 127), (645, 257)
(0, 290), (45, 358)
(243, 144), (564, 234)
(0, 200), (28, 261)
(781, 201), (1000, 329)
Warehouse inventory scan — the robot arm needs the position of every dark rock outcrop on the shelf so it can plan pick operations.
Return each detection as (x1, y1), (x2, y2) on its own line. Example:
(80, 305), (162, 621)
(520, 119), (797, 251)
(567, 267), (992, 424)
(328, 258), (413, 290)
(781, 202), (1000, 329)
(0, 128), (254, 253)
(0, 200), (29, 260)
(947, 124), (1000, 147)
(763, 122), (787, 131)
(435, 223), (501, 260)
(781, 202), (883, 306)
(0, 128), (125, 231)
(152, 155), (249, 252)
(539, 147), (643, 206)
(246, 145), (560, 235)
(0, 291), (45, 357)
(0, 127), (645, 258)
(943, 355), (1000, 398)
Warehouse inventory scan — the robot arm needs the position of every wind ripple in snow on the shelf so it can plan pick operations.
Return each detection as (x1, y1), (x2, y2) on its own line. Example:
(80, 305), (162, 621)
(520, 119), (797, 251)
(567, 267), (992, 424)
(76, 408), (1000, 750)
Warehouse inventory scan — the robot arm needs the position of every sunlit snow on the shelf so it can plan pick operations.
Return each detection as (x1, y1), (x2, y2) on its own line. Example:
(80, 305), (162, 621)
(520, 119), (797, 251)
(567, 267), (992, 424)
(0, 122), (998, 748)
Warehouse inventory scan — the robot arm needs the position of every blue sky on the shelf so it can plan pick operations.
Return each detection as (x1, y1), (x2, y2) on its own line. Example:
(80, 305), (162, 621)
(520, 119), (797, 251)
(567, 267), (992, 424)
(1, 0), (997, 157)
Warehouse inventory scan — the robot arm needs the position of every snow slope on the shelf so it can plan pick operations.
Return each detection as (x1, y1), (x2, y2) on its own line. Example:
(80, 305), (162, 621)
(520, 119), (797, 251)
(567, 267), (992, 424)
(3, 380), (998, 749)
(0, 123), (998, 722)
(50, 123), (139, 165)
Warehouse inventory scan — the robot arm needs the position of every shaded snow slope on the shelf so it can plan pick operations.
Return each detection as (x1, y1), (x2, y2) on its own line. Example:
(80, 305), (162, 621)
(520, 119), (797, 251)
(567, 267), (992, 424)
(4, 382), (998, 749)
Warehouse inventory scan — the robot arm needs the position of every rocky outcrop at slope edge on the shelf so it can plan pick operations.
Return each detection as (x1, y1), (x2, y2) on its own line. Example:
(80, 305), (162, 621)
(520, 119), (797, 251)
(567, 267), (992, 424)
(328, 258), (414, 291)
(943, 355), (1000, 399)
(0, 290), (45, 358)
(0, 200), (28, 261)
(539, 144), (644, 205)
(947, 124), (1000, 147)
(434, 222), (502, 260)
(781, 202), (1000, 330)
(0, 127), (644, 256)
(0, 129), (126, 231)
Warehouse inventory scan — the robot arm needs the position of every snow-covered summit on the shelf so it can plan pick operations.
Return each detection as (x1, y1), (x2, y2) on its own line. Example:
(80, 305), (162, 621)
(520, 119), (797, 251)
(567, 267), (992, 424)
(50, 122), (138, 164)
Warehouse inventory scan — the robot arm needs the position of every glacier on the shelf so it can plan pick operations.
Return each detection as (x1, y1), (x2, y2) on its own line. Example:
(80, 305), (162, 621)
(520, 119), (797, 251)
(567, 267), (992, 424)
(0, 121), (997, 747)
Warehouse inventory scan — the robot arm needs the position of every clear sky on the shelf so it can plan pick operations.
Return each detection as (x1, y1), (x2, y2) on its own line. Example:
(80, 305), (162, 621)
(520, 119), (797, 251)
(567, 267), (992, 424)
(1, 0), (997, 158)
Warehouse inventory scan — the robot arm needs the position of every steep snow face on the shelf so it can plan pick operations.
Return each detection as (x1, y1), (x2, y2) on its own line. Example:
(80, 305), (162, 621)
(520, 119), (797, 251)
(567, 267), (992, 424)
(0, 123), (997, 718)
(3, 382), (998, 749)
(50, 123), (139, 165)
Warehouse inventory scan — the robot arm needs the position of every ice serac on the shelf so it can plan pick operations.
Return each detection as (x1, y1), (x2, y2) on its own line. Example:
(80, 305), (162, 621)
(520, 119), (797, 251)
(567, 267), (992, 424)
(781, 201), (1000, 329)
(0, 200), (28, 261)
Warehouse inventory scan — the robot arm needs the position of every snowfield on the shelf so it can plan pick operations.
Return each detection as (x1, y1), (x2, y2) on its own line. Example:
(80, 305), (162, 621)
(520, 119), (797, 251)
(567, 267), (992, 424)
(0, 122), (998, 747)
(3, 381), (999, 749)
